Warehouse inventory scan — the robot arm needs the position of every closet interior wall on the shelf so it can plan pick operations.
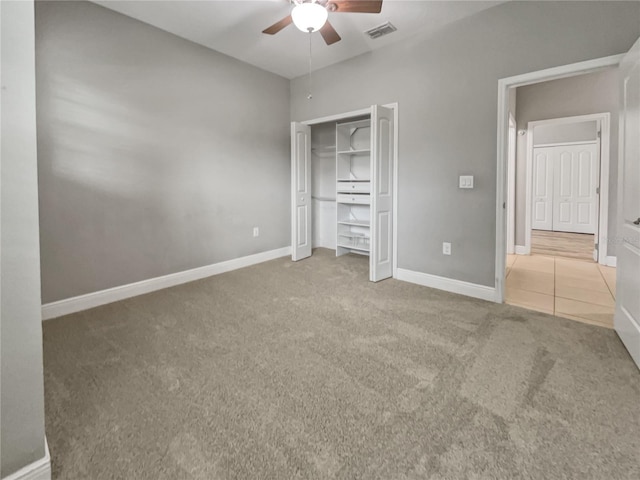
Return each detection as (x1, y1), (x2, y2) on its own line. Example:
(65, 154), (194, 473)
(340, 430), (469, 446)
(309, 115), (371, 251)
(310, 121), (337, 250)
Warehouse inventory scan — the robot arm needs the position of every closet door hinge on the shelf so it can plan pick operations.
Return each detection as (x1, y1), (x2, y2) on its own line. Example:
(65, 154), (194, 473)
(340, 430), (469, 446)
(597, 130), (601, 139)
(595, 243), (599, 251)
(596, 187), (600, 195)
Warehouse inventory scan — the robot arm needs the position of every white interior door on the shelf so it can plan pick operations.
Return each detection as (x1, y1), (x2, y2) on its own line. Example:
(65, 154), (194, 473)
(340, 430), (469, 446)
(531, 147), (554, 230)
(370, 105), (394, 282)
(615, 38), (640, 369)
(552, 144), (599, 234)
(291, 122), (312, 261)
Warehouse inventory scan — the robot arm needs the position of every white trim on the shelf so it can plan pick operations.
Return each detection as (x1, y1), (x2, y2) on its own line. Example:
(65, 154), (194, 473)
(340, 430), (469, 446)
(42, 247), (292, 320)
(507, 113), (517, 254)
(297, 102), (399, 280)
(534, 140), (598, 148)
(525, 125), (533, 255)
(391, 102), (399, 278)
(2, 439), (50, 480)
(499, 54), (624, 89)
(396, 268), (495, 302)
(515, 245), (528, 255)
(301, 107), (371, 126)
(596, 115), (611, 265)
(605, 256), (617, 267)
(524, 113), (611, 264)
(495, 54), (623, 303)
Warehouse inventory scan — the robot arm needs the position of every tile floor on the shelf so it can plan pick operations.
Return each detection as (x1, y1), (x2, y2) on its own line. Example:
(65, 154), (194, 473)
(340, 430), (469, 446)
(506, 254), (616, 328)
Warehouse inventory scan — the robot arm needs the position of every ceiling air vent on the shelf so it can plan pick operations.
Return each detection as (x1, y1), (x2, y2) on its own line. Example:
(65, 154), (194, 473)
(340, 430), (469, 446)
(364, 22), (397, 40)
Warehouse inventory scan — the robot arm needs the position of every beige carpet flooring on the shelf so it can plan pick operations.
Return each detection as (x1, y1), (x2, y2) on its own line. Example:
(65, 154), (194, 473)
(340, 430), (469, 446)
(43, 249), (639, 479)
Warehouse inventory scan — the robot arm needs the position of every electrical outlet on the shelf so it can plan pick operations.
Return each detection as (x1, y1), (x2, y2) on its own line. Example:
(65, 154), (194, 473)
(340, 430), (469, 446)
(443, 242), (451, 255)
(253, 227), (259, 237)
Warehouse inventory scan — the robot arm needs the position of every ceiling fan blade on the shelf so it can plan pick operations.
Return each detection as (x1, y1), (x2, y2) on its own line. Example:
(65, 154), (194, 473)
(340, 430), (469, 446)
(329, 0), (383, 14)
(262, 15), (293, 35)
(320, 21), (341, 45)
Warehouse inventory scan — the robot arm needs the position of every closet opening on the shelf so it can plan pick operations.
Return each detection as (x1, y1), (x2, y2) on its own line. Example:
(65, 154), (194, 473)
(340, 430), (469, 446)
(291, 104), (398, 282)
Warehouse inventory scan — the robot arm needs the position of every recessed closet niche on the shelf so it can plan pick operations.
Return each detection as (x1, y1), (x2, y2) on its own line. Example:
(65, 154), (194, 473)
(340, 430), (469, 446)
(291, 105), (395, 282)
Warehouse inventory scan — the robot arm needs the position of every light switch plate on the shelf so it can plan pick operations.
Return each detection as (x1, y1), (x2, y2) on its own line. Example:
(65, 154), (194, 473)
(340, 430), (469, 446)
(459, 175), (474, 189)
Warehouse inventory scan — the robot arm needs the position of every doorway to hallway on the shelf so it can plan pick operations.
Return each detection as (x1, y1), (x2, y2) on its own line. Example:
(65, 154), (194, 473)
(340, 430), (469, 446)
(498, 61), (620, 327)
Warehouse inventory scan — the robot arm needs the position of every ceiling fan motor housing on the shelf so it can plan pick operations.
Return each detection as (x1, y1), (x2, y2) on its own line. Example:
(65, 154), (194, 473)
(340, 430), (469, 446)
(263, 0), (384, 45)
(291, 1), (329, 32)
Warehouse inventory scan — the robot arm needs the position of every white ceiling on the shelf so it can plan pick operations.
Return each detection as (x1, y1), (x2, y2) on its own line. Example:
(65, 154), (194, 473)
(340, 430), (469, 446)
(94, 1), (504, 79)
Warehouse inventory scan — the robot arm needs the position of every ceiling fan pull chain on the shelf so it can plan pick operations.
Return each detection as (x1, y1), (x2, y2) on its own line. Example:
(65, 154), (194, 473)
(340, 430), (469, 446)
(307, 30), (313, 100)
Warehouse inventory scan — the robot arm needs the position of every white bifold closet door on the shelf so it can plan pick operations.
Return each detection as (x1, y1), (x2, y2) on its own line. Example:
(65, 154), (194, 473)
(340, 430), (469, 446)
(370, 105), (394, 282)
(291, 122), (312, 261)
(553, 144), (599, 234)
(531, 148), (554, 230)
(532, 144), (599, 234)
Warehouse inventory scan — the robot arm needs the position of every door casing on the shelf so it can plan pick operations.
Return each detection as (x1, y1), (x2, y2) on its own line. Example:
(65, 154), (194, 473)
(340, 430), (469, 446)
(507, 113), (517, 254)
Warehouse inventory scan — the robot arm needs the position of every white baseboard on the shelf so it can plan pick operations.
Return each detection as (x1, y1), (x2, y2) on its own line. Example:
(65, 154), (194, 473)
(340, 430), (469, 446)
(605, 256), (617, 267)
(2, 439), (50, 480)
(515, 245), (528, 255)
(42, 246), (292, 320)
(395, 268), (496, 302)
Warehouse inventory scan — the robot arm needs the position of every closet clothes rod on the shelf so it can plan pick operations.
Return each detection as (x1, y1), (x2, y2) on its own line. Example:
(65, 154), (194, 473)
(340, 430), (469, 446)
(312, 196), (336, 202)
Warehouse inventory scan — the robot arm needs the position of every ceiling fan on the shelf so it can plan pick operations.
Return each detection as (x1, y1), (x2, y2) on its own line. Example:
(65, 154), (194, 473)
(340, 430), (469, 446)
(262, 0), (384, 46)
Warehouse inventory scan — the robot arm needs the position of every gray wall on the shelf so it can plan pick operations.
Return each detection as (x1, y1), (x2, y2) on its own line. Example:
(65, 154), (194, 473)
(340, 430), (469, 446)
(515, 68), (620, 252)
(290, 1), (639, 287)
(1, 1), (47, 476)
(533, 121), (597, 145)
(35, 1), (291, 303)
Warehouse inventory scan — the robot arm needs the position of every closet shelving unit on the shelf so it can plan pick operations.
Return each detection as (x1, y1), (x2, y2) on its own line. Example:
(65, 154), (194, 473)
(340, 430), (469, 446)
(335, 119), (372, 256)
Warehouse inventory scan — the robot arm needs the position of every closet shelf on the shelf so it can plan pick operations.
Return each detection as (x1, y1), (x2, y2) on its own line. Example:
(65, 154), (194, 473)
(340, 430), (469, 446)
(336, 243), (370, 253)
(338, 232), (370, 239)
(312, 196), (336, 202)
(337, 149), (370, 155)
(338, 219), (370, 227)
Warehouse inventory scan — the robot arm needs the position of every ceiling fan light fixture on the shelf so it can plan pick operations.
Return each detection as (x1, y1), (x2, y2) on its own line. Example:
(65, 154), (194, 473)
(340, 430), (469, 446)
(291, 2), (328, 33)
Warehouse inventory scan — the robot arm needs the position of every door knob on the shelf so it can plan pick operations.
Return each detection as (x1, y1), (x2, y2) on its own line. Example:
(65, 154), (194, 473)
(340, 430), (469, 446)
(633, 217), (640, 225)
